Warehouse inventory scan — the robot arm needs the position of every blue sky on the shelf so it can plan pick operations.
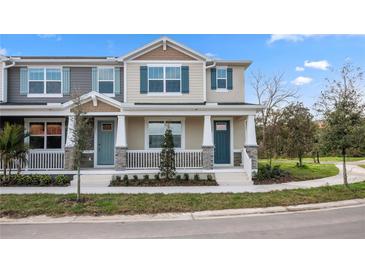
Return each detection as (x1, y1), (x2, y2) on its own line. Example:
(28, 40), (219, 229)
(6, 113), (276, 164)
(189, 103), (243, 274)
(1, 34), (364, 108)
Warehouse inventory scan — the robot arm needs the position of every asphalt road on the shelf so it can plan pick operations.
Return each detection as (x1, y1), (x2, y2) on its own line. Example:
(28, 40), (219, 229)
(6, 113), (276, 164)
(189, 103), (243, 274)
(1, 205), (364, 239)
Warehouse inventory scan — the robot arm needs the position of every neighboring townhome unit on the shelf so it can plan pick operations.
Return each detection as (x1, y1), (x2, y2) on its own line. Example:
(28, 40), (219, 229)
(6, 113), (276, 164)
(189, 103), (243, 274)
(0, 37), (263, 181)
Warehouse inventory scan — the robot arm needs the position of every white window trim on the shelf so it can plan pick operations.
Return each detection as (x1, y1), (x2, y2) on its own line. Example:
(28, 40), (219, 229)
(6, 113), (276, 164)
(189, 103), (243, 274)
(215, 66), (229, 92)
(27, 67), (63, 97)
(147, 64), (182, 94)
(144, 117), (185, 150)
(97, 66), (115, 97)
(24, 118), (66, 151)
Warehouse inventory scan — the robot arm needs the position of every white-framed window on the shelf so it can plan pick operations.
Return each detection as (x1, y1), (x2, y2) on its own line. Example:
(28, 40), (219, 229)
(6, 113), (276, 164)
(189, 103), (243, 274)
(216, 67), (227, 89)
(146, 119), (184, 149)
(28, 67), (62, 96)
(148, 65), (181, 93)
(25, 118), (65, 150)
(98, 67), (114, 94)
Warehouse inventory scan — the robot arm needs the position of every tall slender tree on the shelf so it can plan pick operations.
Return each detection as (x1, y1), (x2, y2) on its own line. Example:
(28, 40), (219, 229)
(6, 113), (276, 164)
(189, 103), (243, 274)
(315, 62), (365, 186)
(159, 126), (176, 180)
(71, 91), (92, 201)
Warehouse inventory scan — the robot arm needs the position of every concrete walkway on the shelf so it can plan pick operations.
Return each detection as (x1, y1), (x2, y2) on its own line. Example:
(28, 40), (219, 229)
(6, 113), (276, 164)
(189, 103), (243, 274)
(1, 162), (365, 194)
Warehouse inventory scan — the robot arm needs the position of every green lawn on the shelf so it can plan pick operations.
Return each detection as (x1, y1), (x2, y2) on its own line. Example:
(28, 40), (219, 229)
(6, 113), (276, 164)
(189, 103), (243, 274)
(1, 182), (364, 218)
(259, 160), (339, 181)
(359, 165), (365, 169)
(261, 156), (365, 164)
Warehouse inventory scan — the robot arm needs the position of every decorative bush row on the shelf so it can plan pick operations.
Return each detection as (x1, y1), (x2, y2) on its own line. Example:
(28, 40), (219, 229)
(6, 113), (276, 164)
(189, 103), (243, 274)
(110, 173), (217, 187)
(0, 174), (72, 187)
(253, 164), (291, 184)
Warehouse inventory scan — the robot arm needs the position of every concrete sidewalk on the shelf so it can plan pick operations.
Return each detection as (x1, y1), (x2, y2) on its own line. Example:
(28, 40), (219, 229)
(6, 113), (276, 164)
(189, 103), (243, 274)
(1, 163), (365, 194)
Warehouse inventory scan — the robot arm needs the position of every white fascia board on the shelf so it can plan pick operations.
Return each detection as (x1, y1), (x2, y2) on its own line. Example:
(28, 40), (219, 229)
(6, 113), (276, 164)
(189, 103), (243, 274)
(14, 59), (120, 63)
(121, 109), (257, 116)
(120, 36), (207, 61)
(121, 103), (264, 111)
(62, 91), (122, 109)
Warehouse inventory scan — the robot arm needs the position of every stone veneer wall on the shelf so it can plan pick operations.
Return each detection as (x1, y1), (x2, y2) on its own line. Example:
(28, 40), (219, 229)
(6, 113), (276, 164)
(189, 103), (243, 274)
(234, 152), (242, 166)
(202, 146), (214, 169)
(245, 145), (258, 170)
(115, 146), (127, 170)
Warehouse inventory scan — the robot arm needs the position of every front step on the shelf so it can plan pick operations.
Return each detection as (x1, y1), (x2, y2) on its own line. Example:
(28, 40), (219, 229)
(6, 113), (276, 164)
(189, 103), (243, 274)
(71, 174), (112, 187)
(214, 171), (251, 186)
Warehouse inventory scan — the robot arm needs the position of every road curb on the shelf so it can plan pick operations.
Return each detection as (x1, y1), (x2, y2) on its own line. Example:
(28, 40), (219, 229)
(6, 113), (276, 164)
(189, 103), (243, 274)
(1, 198), (365, 225)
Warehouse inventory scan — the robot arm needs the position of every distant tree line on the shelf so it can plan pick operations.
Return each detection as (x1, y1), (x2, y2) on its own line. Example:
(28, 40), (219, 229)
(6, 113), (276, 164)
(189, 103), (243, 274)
(252, 62), (365, 184)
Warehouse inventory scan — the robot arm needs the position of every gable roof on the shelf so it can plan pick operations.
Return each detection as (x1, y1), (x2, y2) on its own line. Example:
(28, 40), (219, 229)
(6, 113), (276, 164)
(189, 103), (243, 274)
(62, 91), (122, 110)
(120, 36), (209, 61)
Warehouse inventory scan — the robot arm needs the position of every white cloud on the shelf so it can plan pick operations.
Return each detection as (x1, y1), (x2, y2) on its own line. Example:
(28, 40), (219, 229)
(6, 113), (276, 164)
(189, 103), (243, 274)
(295, 66), (305, 72)
(0, 47), (7, 56)
(291, 76), (313, 86)
(205, 52), (220, 59)
(37, 34), (62, 41)
(304, 60), (330, 70)
(267, 34), (315, 44)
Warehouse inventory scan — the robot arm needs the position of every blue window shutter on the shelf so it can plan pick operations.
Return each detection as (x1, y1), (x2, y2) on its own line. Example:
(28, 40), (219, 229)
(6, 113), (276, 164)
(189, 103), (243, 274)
(181, 66), (189, 93)
(227, 68), (233, 90)
(62, 67), (70, 95)
(140, 66), (148, 94)
(114, 67), (121, 95)
(211, 68), (216, 90)
(92, 67), (98, 92)
(20, 67), (28, 95)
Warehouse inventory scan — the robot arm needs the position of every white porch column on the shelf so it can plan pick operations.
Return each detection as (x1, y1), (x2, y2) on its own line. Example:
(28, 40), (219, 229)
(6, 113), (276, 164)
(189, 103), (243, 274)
(116, 115), (127, 147)
(245, 115), (257, 146)
(65, 115), (75, 147)
(244, 114), (258, 173)
(115, 115), (127, 170)
(64, 115), (75, 170)
(202, 115), (213, 146)
(202, 115), (214, 169)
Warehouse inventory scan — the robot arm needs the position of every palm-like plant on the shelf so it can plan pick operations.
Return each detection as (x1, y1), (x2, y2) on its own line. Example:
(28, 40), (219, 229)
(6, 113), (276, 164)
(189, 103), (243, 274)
(0, 123), (28, 178)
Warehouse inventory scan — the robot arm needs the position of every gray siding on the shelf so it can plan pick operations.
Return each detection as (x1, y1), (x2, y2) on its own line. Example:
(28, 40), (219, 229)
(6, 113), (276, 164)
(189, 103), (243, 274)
(7, 66), (124, 104)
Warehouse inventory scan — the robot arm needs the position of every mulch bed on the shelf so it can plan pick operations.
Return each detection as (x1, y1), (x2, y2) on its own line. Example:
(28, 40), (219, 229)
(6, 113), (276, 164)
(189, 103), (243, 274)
(110, 179), (218, 187)
(253, 175), (295, 185)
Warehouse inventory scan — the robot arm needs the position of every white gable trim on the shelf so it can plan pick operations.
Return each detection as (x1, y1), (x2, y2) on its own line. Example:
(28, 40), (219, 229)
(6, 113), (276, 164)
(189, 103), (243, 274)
(120, 36), (208, 61)
(62, 91), (122, 110)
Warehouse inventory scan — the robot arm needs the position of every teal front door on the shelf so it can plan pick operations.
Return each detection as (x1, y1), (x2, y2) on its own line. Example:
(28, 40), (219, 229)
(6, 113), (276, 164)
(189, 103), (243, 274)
(214, 120), (231, 164)
(97, 120), (115, 165)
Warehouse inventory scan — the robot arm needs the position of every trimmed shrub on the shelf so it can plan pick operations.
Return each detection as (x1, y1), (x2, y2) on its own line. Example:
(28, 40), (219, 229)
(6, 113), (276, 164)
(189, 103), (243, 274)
(143, 174), (149, 181)
(133, 175), (138, 182)
(207, 174), (213, 181)
(176, 174), (182, 181)
(123, 175), (129, 182)
(254, 164), (289, 181)
(55, 175), (71, 186)
(154, 174), (160, 180)
(194, 174), (200, 181)
(183, 173), (189, 181)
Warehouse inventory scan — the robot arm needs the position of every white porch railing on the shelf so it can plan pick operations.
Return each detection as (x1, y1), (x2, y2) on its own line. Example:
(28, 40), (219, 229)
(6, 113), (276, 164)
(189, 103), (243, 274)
(127, 150), (203, 169)
(242, 148), (252, 181)
(0, 151), (65, 171)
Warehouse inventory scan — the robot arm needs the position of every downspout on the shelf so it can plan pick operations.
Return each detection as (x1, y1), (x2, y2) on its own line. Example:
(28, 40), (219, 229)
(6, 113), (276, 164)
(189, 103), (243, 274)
(1, 58), (16, 103)
(204, 61), (216, 103)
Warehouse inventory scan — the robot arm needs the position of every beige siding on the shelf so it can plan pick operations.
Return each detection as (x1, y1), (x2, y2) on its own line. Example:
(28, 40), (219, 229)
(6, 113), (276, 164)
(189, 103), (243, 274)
(126, 117), (145, 149)
(185, 117), (203, 149)
(126, 62), (205, 103)
(233, 116), (246, 149)
(206, 66), (246, 103)
(134, 45), (195, 61)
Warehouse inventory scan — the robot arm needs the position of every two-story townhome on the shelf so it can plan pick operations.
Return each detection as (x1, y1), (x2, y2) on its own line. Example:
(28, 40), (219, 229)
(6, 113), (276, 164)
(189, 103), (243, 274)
(0, 37), (262, 180)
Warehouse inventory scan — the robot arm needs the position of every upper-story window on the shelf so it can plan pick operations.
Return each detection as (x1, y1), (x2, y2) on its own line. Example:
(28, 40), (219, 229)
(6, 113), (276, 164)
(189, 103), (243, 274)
(148, 65), (181, 93)
(217, 68), (227, 89)
(29, 68), (62, 95)
(98, 68), (114, 94)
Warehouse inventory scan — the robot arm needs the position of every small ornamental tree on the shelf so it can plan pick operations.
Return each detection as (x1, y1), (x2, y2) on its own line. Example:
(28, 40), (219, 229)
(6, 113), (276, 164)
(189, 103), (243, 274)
(71, 91), (92, 202)
(280, 102), (316, 167)
(159, 127), (176, 180)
